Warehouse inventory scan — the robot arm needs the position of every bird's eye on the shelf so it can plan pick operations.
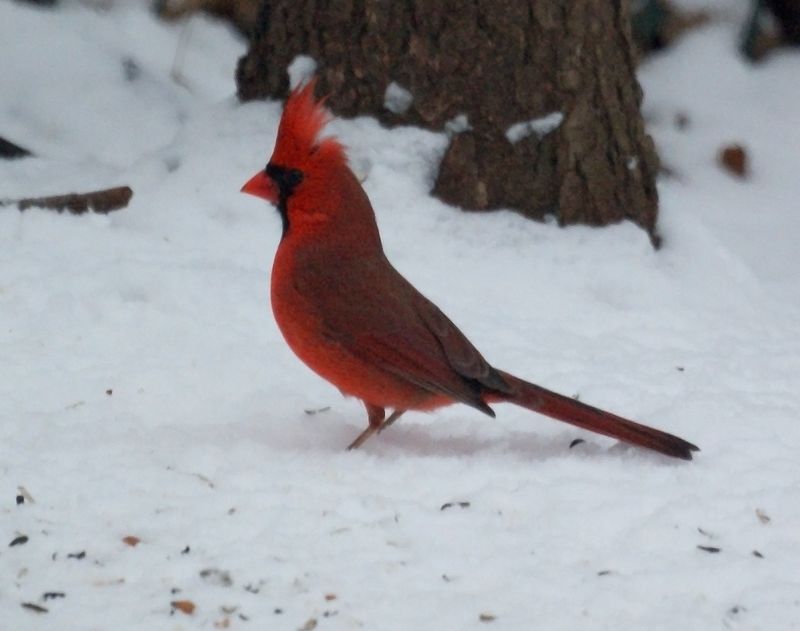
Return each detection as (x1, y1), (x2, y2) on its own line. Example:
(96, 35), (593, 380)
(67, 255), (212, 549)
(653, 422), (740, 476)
(265, 163), (304, 193)
(284, 168), (303, 188)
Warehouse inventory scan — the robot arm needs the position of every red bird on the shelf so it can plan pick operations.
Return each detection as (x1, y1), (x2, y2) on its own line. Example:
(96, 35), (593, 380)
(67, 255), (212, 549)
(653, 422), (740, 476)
(242, 80), (699, 460)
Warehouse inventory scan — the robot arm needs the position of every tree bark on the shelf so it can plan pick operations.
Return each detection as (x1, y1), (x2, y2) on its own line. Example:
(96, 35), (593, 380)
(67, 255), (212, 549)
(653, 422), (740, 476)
(237, 0), (661, 245)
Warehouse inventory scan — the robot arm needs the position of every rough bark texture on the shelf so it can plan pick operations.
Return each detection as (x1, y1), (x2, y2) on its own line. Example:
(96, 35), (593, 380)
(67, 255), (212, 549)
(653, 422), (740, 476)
(237, 0), (661, 244)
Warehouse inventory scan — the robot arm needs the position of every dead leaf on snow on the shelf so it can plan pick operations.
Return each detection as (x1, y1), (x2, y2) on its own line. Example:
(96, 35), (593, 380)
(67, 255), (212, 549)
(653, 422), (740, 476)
(718, 143), (748, 178)
(171, 600), (196, 615)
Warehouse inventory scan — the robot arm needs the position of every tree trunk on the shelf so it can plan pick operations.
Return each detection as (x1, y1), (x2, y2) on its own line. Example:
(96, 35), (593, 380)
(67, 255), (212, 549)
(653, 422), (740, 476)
(237, 0), (661, 245)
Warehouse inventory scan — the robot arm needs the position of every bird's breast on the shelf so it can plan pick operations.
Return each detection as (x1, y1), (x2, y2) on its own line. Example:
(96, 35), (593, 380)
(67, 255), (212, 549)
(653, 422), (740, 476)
(268, 245), (446, 411)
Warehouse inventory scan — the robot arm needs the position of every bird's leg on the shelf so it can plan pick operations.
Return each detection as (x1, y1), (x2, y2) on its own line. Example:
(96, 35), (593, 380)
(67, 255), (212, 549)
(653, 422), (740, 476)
(346, 403), (385, 450)
(377, 409), (406, 434)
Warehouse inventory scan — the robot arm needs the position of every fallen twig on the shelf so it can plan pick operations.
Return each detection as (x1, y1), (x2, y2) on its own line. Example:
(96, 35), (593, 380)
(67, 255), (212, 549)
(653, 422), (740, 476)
(1, 186), (133, 214)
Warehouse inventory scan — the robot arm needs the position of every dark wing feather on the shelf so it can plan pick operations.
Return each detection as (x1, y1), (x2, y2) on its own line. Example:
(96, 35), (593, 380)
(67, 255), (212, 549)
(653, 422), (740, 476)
(354, 330), (494, 414)
(412, 293), (511, 394)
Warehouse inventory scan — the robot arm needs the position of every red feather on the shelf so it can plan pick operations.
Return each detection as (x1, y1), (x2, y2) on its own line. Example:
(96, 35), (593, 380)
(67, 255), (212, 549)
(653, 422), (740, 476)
(270, 79), (345, 169)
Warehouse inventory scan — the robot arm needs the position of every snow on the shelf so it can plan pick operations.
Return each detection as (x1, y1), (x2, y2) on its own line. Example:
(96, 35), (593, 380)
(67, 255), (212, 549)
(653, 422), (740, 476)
(288, 56), (318, 90)
(383, 81), (414, 115)
(2, 1), (800, 630)
(504, 112), (564, 144)
(444, 113), (471, 136)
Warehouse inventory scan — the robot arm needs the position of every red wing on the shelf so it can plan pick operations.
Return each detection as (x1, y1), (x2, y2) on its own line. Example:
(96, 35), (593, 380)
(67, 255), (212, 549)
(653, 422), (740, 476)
(412, 293), (511, 394)
(352, 329), (494, 414)
(296, 252), (504, 413)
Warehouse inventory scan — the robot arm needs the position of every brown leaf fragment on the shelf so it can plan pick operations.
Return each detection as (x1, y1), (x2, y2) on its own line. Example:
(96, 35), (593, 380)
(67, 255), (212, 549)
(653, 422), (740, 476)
(171, 600), (196, 615)
(479, 613), (496, 622)
(718, 144), (748, 178)
(298, 618), (317, 631)
(755, 508), (771, 524)
(106, 388), (113, 396)
(214, 618), (231, 629)
(122, 536), (141, 547)
(22, 602), (48, 614)
(324, 593), (337, 601)
(697, 545), (721, 554)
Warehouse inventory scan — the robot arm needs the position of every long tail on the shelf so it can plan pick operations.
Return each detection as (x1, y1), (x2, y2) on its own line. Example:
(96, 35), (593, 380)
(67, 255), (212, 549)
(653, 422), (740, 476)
(495, 371), (699, 460)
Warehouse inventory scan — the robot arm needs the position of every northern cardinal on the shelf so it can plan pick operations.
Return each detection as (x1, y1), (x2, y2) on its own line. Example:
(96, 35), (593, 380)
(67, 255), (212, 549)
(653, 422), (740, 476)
(242, 80), (699, 460)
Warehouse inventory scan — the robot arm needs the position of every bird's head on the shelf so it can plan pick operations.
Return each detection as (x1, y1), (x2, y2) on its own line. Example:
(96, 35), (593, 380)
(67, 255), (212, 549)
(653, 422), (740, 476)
(241, 79), (347, 235)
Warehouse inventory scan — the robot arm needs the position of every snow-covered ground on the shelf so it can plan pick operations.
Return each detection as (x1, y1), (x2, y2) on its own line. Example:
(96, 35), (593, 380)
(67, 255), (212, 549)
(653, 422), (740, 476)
(2, 1), (799, 629)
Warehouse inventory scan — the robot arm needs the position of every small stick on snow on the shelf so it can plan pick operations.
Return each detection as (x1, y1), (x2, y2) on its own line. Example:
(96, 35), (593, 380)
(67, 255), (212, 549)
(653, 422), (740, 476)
(1, 186), (133, 214)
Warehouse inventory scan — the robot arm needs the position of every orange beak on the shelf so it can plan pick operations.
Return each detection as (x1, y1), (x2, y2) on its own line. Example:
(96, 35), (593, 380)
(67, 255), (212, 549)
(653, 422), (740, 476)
(241, 171), (278, 204)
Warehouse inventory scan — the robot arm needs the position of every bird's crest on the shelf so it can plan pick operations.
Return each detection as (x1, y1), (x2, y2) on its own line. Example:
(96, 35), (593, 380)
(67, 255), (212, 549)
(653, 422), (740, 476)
(270, 78), (345, 168)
